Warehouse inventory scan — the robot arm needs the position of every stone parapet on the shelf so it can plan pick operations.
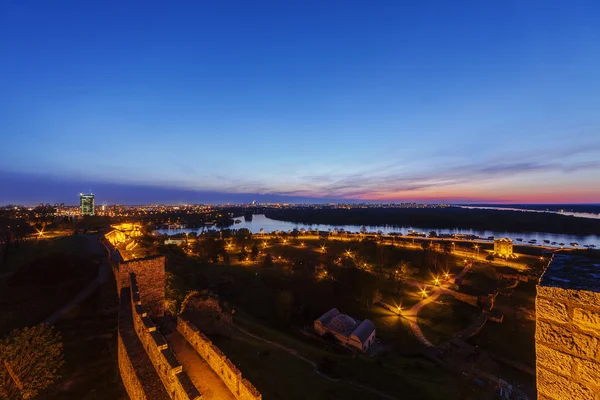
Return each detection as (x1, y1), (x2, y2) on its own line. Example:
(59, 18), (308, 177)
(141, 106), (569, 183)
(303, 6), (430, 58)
(127, 274), (201, 400)
(535, 254), (600, 399)
(177, 315), (262, 400)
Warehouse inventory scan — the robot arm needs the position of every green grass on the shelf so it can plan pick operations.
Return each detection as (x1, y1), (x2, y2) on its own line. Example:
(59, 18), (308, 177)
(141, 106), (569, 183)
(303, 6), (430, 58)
(210, 312), (458, 400)
(417, 295), (480, 345)
(0, 235), (102, 335)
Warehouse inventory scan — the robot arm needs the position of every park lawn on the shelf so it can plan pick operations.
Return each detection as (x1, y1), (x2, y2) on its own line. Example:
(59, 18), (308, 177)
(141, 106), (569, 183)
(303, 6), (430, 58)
(215, 312), (458, 400)
(38, 274), (128, 400)
(417, 295), (480, 346)
(467, 317), (536, 369)
(0, 235), (101, 335)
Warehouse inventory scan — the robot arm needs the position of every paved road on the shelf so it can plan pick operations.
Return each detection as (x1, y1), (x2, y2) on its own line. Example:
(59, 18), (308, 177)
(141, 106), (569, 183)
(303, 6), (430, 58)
(166, 332), (235, 400)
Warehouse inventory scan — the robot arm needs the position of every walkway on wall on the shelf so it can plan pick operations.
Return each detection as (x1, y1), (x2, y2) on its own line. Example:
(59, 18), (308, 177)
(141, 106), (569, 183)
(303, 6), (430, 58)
(166, 332), (236, 400)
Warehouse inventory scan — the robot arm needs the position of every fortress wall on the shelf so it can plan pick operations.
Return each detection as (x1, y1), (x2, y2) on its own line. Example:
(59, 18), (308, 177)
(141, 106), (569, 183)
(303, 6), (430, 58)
(118, 333), (149, 400)
(536, 284), (600, 399)
(129, 274), (200, 400)
(119, 256), (165, 319)
(177, 315), (262, 400)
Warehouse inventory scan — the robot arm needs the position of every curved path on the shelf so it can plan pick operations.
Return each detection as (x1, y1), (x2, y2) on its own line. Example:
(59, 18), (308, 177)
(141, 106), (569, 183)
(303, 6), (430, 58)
(403, 262), (473, 347)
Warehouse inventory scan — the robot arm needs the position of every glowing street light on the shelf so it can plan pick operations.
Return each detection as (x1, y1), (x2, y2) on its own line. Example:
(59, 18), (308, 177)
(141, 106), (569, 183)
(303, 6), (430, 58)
(474, 244), (480, 256)
(320, 245), (326, 253)
(444, 272), (450, 280)
(300, 242), (305, 247)
(434, 276), (440, 286)
(421, 288), (427, 298)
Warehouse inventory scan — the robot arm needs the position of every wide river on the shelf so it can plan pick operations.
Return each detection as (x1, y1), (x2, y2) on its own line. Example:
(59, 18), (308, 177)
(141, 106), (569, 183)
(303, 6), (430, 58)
(155, 214), (600, 249)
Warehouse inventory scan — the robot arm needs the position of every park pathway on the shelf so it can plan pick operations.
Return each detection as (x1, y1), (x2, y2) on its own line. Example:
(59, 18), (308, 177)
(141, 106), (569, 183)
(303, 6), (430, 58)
(403, 261), (473, 347)
(166, 332), (235, 400)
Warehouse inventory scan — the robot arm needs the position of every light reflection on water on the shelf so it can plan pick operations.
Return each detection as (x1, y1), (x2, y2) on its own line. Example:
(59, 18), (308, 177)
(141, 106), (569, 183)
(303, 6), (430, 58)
(155, 214), (600, 248)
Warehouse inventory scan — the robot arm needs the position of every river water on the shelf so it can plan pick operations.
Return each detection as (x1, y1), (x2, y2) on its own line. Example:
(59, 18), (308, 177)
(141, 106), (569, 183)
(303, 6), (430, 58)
(155, 214), (600, 249)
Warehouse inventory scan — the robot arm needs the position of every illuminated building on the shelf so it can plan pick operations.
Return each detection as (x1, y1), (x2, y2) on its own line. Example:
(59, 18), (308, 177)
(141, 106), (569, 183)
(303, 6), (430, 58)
(494, 238), (513, 258)
(80, 193), (95, 216)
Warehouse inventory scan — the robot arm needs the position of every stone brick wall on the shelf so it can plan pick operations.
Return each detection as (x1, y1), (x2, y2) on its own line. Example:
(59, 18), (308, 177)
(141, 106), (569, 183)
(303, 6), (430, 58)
(129, 274), (201, 400)
(118, 256), (166, 319)
(536, 284), (600, 399)
(177, 315), (262, 400)
(118, 333), (150, 400)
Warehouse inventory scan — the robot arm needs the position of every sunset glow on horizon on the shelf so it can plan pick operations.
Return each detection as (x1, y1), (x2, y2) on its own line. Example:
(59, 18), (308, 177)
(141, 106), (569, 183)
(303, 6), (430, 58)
(1, 2), (599, 205)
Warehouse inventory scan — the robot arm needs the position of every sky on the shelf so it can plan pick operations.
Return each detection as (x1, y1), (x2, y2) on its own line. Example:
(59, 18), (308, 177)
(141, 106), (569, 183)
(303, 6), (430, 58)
(1, 0), (600, 205)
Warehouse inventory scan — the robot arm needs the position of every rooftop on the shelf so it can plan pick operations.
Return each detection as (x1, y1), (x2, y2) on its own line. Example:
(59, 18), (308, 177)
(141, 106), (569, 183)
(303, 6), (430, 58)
(539, 253), (600, 292)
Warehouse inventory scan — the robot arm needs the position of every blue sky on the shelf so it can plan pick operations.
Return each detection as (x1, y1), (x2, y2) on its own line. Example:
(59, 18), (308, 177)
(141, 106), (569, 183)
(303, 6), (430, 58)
(1, 1), (599, 205)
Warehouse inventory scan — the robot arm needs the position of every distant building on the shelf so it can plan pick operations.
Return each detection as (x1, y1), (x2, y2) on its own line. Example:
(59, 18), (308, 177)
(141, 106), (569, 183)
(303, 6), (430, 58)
(314, 308), (376, 352)
(80, 193), (95, 216)
(494, 238), (514, 258)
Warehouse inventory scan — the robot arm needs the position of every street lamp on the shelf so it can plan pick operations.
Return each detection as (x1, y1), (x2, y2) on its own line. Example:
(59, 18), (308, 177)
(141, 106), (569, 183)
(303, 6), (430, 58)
(421, 287), (427, 298)
(474, 244), (479, 257)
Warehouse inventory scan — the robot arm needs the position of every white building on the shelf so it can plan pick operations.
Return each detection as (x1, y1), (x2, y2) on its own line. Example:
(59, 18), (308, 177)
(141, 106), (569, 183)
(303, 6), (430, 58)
(314, 308), (376, 352)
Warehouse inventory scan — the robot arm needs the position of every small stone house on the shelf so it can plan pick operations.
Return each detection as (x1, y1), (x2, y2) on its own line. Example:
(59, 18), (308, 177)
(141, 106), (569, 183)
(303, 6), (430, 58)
(314, 308), (376, 352)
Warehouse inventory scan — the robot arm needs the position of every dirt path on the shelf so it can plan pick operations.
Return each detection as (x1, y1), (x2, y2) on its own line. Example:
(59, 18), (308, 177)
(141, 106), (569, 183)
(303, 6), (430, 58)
(166, 332), (235, 400)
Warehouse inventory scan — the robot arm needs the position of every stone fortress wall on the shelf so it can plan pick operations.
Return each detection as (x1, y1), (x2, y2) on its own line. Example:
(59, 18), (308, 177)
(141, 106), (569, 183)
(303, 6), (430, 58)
(117, 256), (166, 319)
(535, 254), (600, 400)
(104, 234), (261, 400)
(127, 274), (200, 400)
(177, 315), (262, 400)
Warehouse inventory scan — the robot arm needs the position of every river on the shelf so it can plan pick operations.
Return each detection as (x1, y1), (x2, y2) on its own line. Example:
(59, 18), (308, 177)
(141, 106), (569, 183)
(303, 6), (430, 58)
(154, 214), (600, 249)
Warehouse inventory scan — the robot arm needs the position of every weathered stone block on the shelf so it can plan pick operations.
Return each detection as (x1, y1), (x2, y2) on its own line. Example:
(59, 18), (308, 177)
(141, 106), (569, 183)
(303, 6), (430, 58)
(536, 321), (599, 359)
(538, 286), (600, 310)
(577, 359), (600, 387)
(537, 368), (596, 400)
(536, 344), (575, 377)
(537, 298), (570, 324)
(573, 308), (600, 335)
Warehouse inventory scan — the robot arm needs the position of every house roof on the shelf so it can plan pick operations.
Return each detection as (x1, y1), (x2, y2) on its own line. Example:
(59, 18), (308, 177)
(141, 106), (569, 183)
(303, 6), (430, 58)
(351, 320), (376, 344)
(328, 314), (358, 336)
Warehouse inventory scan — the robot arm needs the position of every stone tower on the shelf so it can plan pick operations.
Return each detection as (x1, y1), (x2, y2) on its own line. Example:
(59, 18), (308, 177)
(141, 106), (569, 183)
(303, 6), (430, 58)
(535, 253), (600, 399)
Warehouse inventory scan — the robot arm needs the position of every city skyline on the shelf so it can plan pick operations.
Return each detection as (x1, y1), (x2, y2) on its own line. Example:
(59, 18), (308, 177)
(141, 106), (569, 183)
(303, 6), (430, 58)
(2, 1), (600, 205)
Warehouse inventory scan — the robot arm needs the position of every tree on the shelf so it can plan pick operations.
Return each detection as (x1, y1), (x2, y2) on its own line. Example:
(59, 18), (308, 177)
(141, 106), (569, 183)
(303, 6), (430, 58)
(250, 244), (259, 261)
(181, 291), (232, 337)
(0, 324), (65, 399)
(263, 253), (274, 268)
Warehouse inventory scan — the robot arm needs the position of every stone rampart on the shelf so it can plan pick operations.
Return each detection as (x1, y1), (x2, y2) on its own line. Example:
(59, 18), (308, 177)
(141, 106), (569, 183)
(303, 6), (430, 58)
(118, 256), (165, 319)
(177, 315), (262, 400)
(118, 333), (155, 400)
(535, 254), (600, 400)
(129, 274), (200, 400)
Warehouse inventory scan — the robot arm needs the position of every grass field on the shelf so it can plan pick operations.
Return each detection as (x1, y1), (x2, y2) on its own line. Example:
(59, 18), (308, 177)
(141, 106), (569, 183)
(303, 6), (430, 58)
(210, 312), (458, 400)
(417, 295), (480, 345)
(0, 235), (101, 335)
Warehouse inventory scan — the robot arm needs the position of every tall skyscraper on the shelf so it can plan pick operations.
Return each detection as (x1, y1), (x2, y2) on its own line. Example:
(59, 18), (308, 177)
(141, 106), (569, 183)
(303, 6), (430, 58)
(80, 193), (95, 216)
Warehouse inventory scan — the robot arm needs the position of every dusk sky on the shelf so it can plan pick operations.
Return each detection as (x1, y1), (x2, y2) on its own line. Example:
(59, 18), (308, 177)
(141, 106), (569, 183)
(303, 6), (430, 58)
(1, 1), (599, 205)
